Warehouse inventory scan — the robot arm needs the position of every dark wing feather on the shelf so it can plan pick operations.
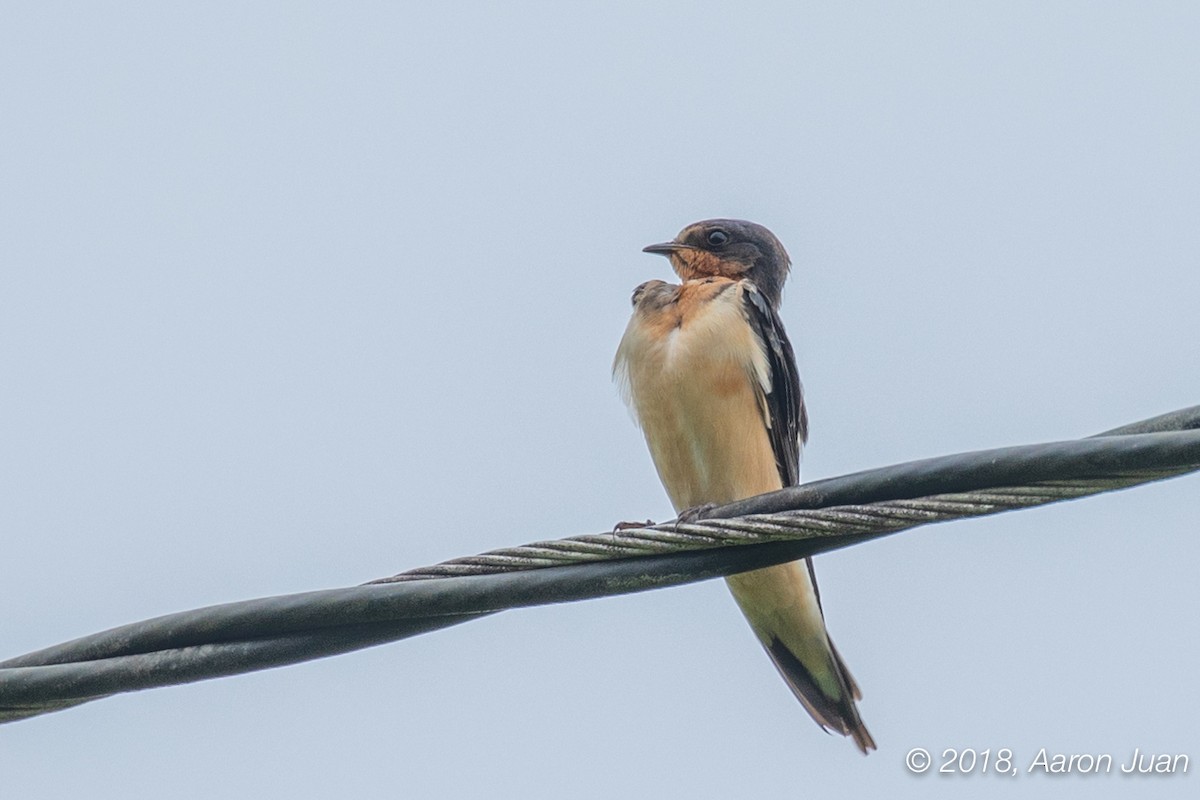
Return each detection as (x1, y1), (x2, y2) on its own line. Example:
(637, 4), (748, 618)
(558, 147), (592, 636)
(742, 282), (807, 488)
(743, 282), (874, 753)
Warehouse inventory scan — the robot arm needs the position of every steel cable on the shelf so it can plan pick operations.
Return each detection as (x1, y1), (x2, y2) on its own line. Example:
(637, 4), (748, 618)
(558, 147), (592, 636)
(2, 406), (1197, 723)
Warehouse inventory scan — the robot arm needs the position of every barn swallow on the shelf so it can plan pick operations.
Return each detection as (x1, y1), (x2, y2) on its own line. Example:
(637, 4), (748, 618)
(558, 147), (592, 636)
(613, 219), (874, 753)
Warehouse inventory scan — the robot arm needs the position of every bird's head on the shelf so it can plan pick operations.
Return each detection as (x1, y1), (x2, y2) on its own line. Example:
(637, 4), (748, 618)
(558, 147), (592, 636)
(642, 219), (792, 308)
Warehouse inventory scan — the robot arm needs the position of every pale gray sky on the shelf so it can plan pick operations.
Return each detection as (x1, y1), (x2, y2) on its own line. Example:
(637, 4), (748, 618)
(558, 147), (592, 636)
(2, 2), (1197, 798)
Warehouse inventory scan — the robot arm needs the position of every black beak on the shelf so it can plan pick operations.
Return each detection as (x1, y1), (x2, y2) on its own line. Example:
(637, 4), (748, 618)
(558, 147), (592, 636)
(643, 241), (685, 256)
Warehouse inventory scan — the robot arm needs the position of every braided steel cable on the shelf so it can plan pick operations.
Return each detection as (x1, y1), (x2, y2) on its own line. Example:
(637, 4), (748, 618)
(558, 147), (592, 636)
(1, 406), (1197, 724)
(376, 474), (1167, 581)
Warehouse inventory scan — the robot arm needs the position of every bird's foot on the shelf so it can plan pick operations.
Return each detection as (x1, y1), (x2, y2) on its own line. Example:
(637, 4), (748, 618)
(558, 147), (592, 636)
(673, 503), (719, 527)
(612, 518), (655, 532)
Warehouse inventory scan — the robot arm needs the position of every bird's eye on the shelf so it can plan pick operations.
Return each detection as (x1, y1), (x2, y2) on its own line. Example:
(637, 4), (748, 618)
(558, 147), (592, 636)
(706, 229), (729, 246)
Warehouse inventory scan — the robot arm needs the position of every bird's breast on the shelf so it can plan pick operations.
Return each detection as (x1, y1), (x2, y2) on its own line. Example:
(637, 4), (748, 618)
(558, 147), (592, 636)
(614, 279), (782, 512)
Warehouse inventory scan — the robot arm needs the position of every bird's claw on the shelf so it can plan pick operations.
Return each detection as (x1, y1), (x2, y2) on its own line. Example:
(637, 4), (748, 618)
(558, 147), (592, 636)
(673, 503), (718, 528)
(612, 518), (655, 532)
